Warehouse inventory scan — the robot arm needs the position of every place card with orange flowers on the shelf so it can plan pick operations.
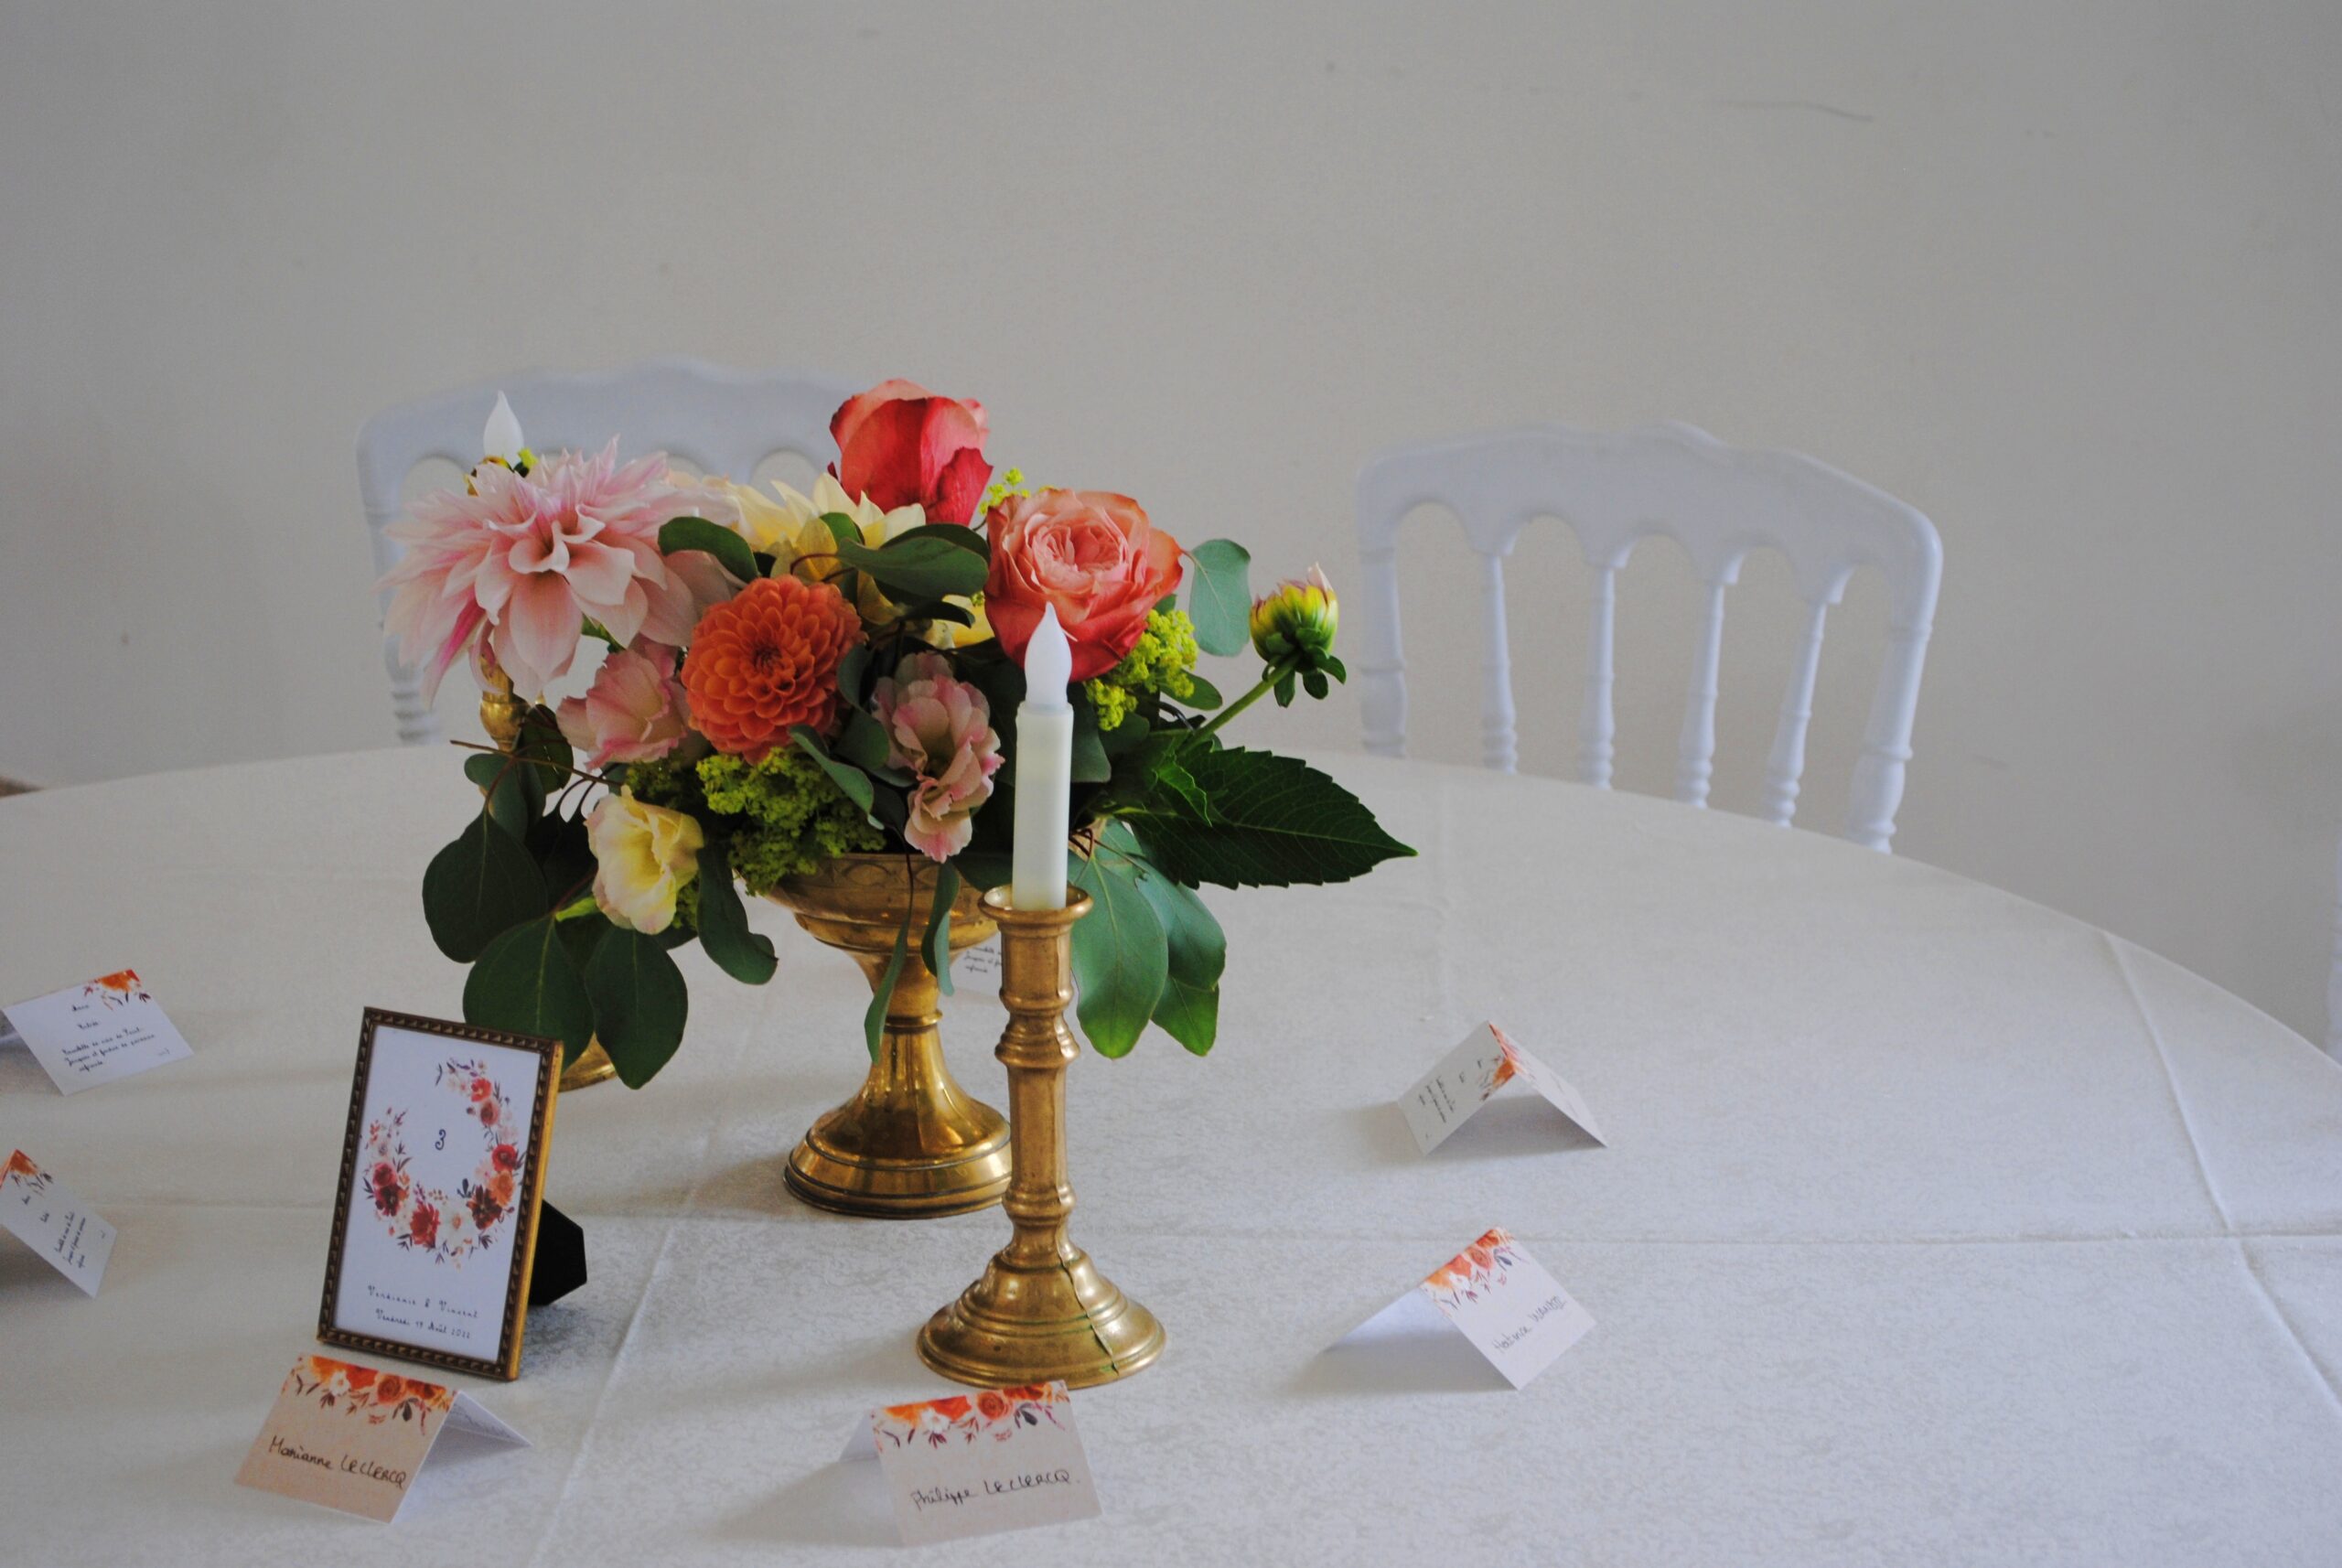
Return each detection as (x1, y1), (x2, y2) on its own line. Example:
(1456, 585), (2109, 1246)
(234, 1353), (526, 1522)
(843, 1379), (1100, 1545)
(1335, 1228), (1596, 1390)
(389, 378), (1413, 1086)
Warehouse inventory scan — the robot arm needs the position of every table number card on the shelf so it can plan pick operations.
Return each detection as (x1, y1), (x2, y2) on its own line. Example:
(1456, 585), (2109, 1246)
(2, 969), (192, 1095)
(1337, 1228), (1595, 1390)
(1400, 1021), (1606, 1155)
(842, 1381), (1101, 1546)
(234, 1354), (528, 1522)
(1, 1149), (115, 1295)
(317, 1009), (560, 1381)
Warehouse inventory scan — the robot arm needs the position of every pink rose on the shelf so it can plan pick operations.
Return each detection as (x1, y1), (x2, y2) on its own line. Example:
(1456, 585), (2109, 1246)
(984, 489), (1183, 682)
(829, 381), (992, 525)
(871, 651), (1004, 861)
(556, 641), (701, 769)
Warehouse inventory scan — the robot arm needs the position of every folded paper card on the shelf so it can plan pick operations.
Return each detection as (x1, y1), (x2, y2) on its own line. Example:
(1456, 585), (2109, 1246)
(1335, 1228), (1595, 1390)
(842, 1380), (1101, 1546)
(234, 1354), (528, 1522)
(1, 969), (191, 1095)
(1, 1150), (114, 1295)
(1399, 1022), (1606, 1155)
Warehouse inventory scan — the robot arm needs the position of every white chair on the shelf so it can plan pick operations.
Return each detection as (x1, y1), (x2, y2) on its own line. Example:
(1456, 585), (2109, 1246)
(1355, 422), (1942, 851)
(357, 358), (860, 744)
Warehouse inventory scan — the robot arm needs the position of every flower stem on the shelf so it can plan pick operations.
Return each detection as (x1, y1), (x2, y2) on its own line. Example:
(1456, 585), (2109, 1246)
(1197, 660), (1291, 739)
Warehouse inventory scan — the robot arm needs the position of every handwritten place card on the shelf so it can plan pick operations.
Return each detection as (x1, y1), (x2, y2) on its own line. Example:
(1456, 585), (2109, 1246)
(235, 1354), (528, 1522)
(843, 1381), (1101, 1546)
(1, 1150), (115, 1295)
(1400, 1022), (1606, 1155)
(1337, 1228), (1595, 1390)
(2, 969), (191, 1095)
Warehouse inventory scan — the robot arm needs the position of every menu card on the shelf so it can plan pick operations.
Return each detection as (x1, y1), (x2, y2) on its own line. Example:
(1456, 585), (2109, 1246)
(843, 1381), (1101, 1545)
(1399, 1022), (1606, 1154)
(234, 1354), (528, 1522)
(1, 1150), (115, 1295)
(1336, 1228), (1595, 1390)
(2, 969), (191, 1094)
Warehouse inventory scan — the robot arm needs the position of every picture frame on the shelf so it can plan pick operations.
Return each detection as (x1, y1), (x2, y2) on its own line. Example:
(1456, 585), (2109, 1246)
(317, 1008), (560, 1381)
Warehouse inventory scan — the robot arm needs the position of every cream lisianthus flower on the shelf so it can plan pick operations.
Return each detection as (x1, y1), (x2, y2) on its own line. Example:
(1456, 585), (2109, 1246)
(586, 788), (704, 935)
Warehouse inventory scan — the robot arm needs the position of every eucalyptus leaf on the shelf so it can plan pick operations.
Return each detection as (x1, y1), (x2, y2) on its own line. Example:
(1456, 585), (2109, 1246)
(584, 926), (690, 1088)
(462, 915), (594, 1061)
(836, 708), (908, 784)
(1185, 539), (1253, 657)
(882, 521), (989, 559)
(789, 725), (876, 813)
(1065, 852), (1167, 1058)
(464, 751), (543, 842)
(693, 838), (777, 984)
(921, 863), (960, 999)
(658, 516), (756, 585)
(864, 918), (910, 1060)
(423, 814), (548, 962)
(833, 534), (989, 601)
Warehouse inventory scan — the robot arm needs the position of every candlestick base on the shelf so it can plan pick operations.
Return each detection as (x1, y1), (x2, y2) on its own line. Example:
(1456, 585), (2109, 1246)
(919, 1246), (1164, 1389)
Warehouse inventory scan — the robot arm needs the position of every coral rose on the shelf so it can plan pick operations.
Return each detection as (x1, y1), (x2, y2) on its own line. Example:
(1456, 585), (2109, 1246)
(830, 380), (992, 524)
(682, 575), (864, 759)
(985, 489), (1183, 682)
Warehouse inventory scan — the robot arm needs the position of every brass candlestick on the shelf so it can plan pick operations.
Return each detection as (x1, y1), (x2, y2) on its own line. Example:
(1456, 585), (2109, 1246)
(918, 887), (1165, 1388)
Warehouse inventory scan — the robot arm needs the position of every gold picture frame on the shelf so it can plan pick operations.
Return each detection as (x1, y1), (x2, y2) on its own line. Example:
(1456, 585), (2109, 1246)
(317, 1008), (561, 1381)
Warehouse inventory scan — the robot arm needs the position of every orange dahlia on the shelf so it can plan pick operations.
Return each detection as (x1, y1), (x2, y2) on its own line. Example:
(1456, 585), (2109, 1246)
(682, 575), (863, 758)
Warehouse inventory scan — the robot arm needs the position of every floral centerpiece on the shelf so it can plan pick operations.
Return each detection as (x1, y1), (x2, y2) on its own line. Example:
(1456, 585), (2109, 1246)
(385, 381), (1413, 1090)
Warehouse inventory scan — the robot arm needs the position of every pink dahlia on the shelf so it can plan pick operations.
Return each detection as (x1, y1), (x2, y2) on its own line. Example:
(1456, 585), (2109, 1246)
(871, 650), (1004, 861)
(381, 444), (698, 700)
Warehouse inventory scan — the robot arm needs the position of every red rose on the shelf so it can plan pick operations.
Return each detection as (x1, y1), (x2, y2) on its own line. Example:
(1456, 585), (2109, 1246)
(829, 380), (992, 524)
(470, 1076), (493, 1102)
(492, 1144), (521, 1173)
(985, 489), (1183, 681)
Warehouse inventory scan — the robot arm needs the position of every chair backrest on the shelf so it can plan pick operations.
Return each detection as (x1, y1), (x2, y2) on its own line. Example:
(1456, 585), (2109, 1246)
(356, 358), (860, 744)
(1354, 422), (1942, 851)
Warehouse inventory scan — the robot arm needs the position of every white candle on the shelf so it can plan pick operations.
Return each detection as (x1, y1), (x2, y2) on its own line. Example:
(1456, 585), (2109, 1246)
(1011, 605), (1074, 910)
(482, 392), (526, 467)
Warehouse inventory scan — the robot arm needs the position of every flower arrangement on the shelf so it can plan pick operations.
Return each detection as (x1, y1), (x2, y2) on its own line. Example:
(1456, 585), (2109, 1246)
(388, 381), (1413, 1086)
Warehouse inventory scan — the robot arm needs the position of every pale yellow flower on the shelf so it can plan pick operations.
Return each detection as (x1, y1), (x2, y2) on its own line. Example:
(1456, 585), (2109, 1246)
(771, 473), (924, 626)
(586, 788), (704, 935)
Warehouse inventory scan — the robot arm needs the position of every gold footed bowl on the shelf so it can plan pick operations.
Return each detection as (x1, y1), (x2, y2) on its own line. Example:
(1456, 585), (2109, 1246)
(766, 855), (1012, 1219)
(919, 889), (1165, 1389)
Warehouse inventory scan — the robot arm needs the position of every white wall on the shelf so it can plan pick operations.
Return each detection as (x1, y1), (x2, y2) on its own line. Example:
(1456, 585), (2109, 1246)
(3, 2), (2337, 1039)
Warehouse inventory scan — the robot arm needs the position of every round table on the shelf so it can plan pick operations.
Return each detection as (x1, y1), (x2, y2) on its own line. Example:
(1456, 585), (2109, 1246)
(5, 747), (2338, 1566)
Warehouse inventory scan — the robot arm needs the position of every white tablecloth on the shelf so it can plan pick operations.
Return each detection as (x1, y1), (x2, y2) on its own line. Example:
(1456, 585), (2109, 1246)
(3, 747), (2337, 1566)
